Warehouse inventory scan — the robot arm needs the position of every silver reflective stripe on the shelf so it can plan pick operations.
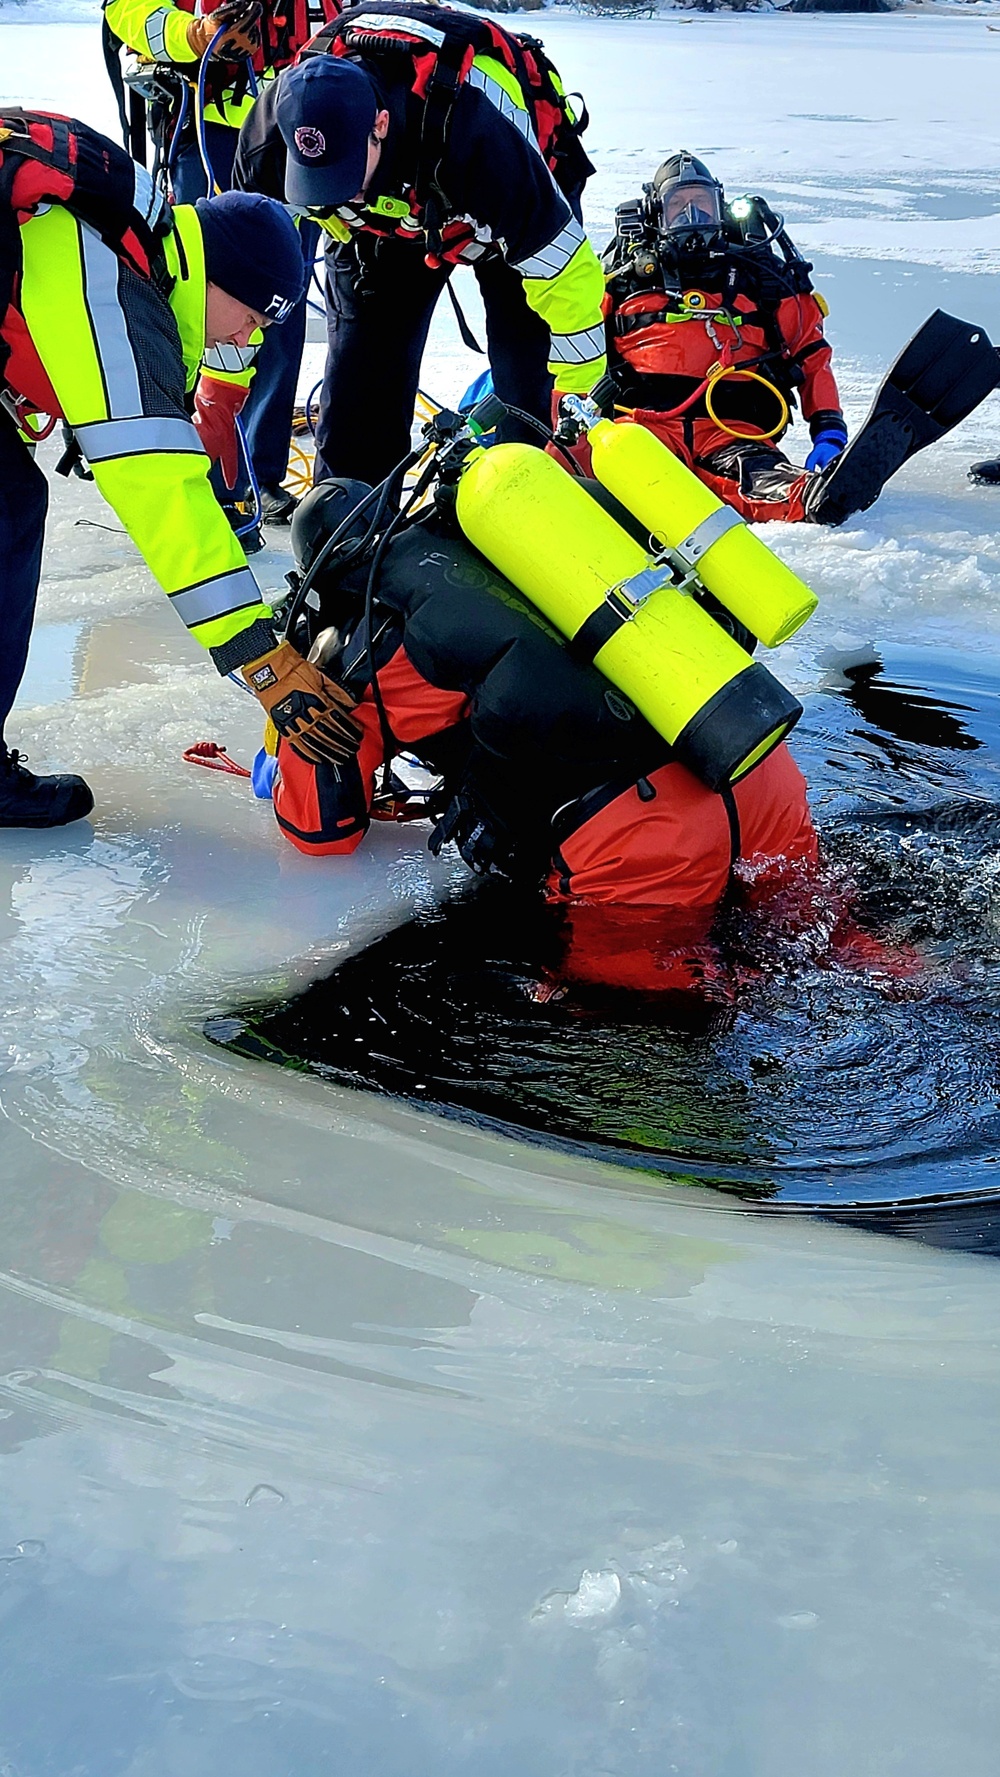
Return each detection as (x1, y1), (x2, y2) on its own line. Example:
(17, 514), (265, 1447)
(132, 163), (168, 233)
(513, 217), (585, 280)
(79, 223), (142, 418)
(548, 321), (606, 365)
(672, 505), (743, 568)
(356, 11), (445, 43)
(169, 567), (263, 629)
(203, 342), (256, 374)
(145, 5), (173, 60)
(76, 416), (204, 463)
(466, 65), (535, 149)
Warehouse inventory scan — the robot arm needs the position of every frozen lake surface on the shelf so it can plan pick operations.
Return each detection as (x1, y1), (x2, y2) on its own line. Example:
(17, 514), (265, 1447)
(3, 11), (1000, 1773)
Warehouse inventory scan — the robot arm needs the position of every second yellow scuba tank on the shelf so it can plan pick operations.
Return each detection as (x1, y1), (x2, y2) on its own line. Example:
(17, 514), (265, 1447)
(454, 442), (801, 790)
(587, 418), (818, 649)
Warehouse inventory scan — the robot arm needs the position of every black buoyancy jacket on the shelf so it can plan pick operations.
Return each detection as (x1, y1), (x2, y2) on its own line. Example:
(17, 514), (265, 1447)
(313, 511), (670, 869)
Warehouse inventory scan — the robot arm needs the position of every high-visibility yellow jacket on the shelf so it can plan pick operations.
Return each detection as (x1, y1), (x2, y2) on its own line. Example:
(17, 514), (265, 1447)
(1, 202), (276, 670)
(105, 0), (259, 129)
(104, 0), (331, 130)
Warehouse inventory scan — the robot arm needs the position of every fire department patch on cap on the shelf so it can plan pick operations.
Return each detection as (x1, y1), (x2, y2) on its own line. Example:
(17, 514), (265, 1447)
(294, 126), (326, 160)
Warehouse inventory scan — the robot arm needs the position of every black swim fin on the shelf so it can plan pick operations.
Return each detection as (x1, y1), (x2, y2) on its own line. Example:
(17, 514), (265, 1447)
(806, 309), (1000, 526)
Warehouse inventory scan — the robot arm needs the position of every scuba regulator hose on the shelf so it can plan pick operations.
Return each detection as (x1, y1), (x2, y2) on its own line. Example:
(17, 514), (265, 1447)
(361, 452), (447, 786)
(703, 366), (789, 441)
(280, 448), (424, 646)
(281, 404), (496, 787)
(616, 362), (789, 442)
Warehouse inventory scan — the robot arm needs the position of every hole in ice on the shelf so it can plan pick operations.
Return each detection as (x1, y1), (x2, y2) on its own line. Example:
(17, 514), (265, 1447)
(207, 647), (1000, 1256)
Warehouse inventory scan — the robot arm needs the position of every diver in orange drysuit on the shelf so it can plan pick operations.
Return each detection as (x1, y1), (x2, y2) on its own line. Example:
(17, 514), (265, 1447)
(257, 478), (818, 995)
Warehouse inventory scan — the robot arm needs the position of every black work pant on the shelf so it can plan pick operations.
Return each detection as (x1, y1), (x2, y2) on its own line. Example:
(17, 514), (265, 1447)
(315, 235), (554, 489)
(0, 409), (48, 745)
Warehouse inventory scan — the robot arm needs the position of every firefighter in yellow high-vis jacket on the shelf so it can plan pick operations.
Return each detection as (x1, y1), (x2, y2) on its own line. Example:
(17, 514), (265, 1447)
(102, 0), (337, 525)
(0, 111), (360, 828)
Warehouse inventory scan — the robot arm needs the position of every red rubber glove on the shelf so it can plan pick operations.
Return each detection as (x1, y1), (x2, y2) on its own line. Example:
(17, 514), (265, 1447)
(192, 374), (248, 490)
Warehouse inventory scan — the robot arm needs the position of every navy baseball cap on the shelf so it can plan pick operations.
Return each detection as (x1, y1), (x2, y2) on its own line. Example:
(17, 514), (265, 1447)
(275, 59), (380, 209)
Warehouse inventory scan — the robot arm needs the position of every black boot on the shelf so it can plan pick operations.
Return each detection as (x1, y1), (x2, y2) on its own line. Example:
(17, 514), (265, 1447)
(969, 457), (1000, 485)
(258, 485), (299, 526)
(0, 747), (94, 828)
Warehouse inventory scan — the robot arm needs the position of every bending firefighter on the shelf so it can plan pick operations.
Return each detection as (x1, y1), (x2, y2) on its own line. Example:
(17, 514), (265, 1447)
(602, 153), (1000, 526)
(233, 0), (605, 487)
(254, 469), (818, 993)
(102, 0), (338, 524)
(0, 110), (360, 828)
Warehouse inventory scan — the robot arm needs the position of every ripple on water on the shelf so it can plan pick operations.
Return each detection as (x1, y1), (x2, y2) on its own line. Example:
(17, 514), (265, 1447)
(207, 647), (1000, 1252)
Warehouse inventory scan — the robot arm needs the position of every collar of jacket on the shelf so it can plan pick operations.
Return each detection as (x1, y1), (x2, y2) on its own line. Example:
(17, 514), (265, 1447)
(162, 205), (207, 390)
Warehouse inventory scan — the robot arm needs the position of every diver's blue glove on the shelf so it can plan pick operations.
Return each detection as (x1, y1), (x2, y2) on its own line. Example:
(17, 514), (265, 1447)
(806, 424), (848, 472)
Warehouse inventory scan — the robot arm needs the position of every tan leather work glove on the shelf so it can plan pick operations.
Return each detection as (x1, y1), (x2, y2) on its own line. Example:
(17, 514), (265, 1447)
(240, 640), (363, 767)
(186, 0), (262, 60)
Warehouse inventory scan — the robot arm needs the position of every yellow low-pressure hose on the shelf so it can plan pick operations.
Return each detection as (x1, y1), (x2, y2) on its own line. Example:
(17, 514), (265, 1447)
(704, 367), (789, 440)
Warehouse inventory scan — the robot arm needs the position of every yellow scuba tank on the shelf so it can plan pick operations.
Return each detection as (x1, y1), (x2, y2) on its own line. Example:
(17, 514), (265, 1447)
(587, 418), (817, 649)
(454, 442), (801, 790)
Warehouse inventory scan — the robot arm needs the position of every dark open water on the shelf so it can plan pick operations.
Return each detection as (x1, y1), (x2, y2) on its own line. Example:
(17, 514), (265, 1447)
(208, 646), (1000, 1255)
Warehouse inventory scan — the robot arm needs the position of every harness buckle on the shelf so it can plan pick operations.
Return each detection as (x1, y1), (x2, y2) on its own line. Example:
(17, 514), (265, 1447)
(611, 564), (671, 612)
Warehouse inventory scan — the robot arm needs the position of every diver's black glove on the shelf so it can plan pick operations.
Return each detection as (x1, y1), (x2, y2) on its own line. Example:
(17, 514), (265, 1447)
(429, 787), (518, 878)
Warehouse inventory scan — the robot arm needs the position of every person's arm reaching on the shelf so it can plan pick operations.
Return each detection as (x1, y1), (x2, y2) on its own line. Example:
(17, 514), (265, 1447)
(777, 289), (847, 469)
(20, 208), (359, 761)
(104, 0), (259, 64)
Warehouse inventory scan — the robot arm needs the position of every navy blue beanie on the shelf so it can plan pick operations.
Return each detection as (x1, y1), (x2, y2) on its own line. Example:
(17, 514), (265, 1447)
(196, 191), (306, 322)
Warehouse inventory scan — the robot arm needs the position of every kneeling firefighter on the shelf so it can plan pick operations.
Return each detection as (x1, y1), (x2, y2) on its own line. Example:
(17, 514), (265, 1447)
(0, 109), (360, 827)
(259, 451), (818, 992)
(601, 153), (1000, 526)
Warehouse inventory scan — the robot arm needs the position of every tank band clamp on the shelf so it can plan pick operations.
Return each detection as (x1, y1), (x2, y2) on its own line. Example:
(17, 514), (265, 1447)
(569, 566), (673, 665)
(670, 505), (744, 571)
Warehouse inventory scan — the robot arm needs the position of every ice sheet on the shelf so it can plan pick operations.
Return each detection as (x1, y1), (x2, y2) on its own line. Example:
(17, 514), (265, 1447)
(3, 13), (1000, 1773)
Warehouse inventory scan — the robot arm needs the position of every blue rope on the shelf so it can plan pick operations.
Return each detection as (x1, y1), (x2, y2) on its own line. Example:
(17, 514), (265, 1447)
(166, 79), (189, 181)
(232, 413), (262, 537)
(194, 24), (229, 192)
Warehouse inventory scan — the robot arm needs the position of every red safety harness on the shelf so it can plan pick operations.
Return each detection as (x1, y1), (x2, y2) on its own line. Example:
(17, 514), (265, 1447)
(0, 110), (169, 391)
